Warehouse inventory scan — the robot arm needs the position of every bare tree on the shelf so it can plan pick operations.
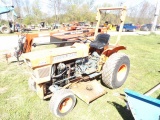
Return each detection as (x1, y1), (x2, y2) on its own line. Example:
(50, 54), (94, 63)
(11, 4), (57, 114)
(13, 0), (23, 18)
(48, 0), (63, 23)
(127, 1), (155, 24)
(86, 0), (95, 9)
(23, 0), (32, 15)
(67, 0), (84, 5)
(32, 0), (42, 24)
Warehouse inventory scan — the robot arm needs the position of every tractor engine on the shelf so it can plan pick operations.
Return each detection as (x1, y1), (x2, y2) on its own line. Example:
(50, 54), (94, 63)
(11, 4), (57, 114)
(51, 51), (100, 87)
(75, 51), (100, 75)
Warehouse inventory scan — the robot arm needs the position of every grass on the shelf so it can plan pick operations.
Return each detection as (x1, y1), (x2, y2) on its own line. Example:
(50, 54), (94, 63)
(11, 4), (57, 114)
(0, 34), (160, 120)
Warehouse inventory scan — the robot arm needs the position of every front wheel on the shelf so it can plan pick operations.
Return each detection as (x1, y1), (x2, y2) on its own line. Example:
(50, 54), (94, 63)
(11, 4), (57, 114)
(49, 89), (76, 117)
(102, 53), (130, 89)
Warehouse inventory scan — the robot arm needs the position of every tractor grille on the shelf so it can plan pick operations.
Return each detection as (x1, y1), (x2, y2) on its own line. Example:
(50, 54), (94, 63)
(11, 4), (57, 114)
(37, 66), (50, 78)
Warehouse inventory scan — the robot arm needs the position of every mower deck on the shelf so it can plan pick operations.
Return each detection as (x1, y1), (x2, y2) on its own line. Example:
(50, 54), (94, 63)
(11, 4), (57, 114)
(70, 80), (107, 104)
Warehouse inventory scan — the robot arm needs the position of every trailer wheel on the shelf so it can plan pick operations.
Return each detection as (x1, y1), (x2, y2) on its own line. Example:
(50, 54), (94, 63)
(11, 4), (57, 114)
(49, 89), (76, 117)
(1, 26), (11, 34)
(28, 78), (36, 92)
(102, 53), (130, 89)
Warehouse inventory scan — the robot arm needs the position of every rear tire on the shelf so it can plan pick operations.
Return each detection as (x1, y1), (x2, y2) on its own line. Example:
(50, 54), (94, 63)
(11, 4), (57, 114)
(49, 89), (76, 117)
(1, 26), (11, 34)
(102, 53), (130, 89)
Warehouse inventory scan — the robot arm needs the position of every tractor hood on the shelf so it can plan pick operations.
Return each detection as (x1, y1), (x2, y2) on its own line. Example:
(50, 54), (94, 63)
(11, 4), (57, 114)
(22, 43), (89, 68)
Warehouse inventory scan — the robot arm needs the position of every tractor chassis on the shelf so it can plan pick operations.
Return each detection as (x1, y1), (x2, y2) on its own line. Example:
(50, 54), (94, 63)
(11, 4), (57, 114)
(33, 75), (107, 104)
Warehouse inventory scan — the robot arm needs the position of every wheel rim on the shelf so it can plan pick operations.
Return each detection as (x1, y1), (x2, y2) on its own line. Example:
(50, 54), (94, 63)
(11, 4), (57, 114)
(2, 27), (7, 31)
(59, 97), (73, 113)
(117, 64), (127, 82)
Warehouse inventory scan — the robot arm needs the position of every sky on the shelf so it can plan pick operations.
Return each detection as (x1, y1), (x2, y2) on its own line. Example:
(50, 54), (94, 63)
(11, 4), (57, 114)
(0, 0), (159, 19)
(94, 0), (158, 8)
(0, 0), (158, 10)
(37, 0), (159, 15)
(0, 0), (158, 6)
(38, 0), (158, 13)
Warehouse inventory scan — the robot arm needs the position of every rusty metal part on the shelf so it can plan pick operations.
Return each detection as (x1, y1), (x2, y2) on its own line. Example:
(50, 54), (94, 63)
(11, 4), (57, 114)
(102, 45), (126, 57)
(24, 33), (39, 53)
(96, 45), (126, 72)
(3, 53), (12, 64)
(97, 54), (108, 72)
(43, 93), (53, 99)
(22, 31), (65, 53)
(32, 40), (80, 47)
(70, 80), (107, 104)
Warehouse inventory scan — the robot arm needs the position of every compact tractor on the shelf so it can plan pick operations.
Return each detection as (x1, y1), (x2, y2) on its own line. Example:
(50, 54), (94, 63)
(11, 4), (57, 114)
(22, 6), (130, 117)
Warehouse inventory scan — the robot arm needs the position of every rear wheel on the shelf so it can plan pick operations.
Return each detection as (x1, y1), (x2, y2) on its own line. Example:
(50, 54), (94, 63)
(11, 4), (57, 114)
(49, 89), (76, 117)
(102, 53), (130, 89)
(1, 26), (11, 34)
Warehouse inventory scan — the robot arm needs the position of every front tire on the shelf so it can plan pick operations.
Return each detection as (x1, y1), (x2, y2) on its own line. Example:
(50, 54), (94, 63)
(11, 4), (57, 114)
(102, 53), (130, 89)
(49, 89), (76, 117)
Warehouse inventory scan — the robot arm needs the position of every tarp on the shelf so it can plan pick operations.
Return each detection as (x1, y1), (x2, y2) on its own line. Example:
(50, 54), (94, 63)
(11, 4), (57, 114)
(0, 6), (18, 17)
(0, 6), (14, 14)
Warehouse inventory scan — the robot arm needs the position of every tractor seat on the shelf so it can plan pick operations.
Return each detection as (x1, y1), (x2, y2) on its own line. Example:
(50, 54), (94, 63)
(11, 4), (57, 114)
(90, 34), (110, 50)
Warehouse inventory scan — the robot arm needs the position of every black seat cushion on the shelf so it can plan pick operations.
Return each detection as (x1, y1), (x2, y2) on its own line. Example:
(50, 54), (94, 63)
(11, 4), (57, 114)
(90, 34), (110, 49)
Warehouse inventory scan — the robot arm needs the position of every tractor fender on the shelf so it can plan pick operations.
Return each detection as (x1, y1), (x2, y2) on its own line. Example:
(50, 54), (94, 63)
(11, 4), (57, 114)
(97, 45), (126, 72)
(102, 45), (126, 57)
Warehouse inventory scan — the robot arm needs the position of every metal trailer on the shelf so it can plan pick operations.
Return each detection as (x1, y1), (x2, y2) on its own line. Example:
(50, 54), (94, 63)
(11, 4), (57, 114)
(0, 5), (18, 33)
(125, 83), (160, 120)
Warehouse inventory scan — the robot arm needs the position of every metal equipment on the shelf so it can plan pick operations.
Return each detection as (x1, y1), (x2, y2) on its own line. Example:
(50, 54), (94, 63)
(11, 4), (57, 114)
(125, 83), (160, 120)
(22, 6), (129, 117)
(0, 5), (18, 33)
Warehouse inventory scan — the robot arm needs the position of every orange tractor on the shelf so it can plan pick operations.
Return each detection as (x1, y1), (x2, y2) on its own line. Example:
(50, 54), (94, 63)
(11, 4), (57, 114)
(21, 6), (129, 117)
